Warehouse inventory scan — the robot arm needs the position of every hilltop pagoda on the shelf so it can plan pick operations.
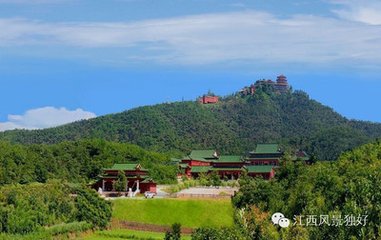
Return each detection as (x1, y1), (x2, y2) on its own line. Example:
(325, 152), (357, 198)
(274, 74), (290, 93)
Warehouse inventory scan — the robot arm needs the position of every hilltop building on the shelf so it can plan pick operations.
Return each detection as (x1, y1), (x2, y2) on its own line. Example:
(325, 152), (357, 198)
(274, 75), (289, 93)
(199, 95), (219, 104)
(239, 84), (256, 96)
(240, 75), (290, 96)
(93, 163), (157, 194)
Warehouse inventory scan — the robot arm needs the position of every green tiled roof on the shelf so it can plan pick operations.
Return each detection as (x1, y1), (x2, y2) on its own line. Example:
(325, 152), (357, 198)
(252, 144), (280, 154)
(191, 166), (212, 173)
(217, 155), (243, 162)
(105, 163), (147, 171)
(179, 163), (189, 168)
(211, 167), (243, 171)
(244, 165), (274, 173)
(246, 157), (280, 160)
(189, 150), (218, 159)
(102, 174), (148, 178)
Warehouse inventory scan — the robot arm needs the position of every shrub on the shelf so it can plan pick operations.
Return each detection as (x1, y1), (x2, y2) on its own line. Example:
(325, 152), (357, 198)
(191, 227), (245, 240)
(46, 221), (93, 235)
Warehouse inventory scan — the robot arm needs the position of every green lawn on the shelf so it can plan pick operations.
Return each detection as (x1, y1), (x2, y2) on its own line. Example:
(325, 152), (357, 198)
(84, 229), (191, 240)
(112, 198), (234, 228)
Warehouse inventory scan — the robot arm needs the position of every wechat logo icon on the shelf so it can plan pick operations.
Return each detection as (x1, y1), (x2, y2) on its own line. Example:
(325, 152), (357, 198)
(271, 212), (290, 228)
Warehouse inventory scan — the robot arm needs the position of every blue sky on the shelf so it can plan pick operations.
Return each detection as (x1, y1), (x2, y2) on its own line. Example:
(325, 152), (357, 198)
(1, 0), (381, 131)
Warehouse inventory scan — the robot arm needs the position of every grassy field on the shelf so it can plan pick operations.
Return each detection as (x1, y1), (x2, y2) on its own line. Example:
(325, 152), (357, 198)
(83, 229), (191, 240)
(112, 198), (234, 228)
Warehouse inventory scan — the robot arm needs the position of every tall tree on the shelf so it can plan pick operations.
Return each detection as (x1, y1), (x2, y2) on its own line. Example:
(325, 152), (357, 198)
(113, 171), (127, 193)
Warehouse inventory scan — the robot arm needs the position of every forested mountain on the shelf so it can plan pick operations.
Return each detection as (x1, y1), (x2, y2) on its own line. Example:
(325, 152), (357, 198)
(1, 86), (381, 160)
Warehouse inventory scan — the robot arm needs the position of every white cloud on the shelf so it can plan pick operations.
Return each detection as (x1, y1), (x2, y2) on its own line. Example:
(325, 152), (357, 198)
(0, 10), (380, 66)
(331, 0), (381, 25)
(0, 107), (96, 132)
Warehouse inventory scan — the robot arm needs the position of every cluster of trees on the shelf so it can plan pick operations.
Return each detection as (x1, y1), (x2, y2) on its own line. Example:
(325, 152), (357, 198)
(226, 141), (381, 239)
(0, 139), (177, 185)
(0, 181), (111, 237)
(2, 87), (381, 160)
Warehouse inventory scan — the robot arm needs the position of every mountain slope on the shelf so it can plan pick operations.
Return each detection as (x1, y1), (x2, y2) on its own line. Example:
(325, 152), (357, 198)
(1, 89), (381, 160)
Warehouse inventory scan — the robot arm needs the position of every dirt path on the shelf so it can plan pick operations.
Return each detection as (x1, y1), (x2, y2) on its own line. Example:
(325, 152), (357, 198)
(176, 186), (238, 198)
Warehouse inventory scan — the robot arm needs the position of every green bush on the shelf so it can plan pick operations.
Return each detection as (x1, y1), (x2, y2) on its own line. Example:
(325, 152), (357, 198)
(46, 221), (93, 235)
(191, 227), (244, 240)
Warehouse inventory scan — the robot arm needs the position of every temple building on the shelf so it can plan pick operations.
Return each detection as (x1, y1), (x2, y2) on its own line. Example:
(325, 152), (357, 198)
(177, 145), (291, 180)
(246, 144), (283, 166)
(239, 84), (256, 96)
(199, 95), (219, 104)
(243, 165), (275, 179)
(274, 75), (290, 93)
(93, 163), (157, 194)
(240, 75), (290, 96)
(181, 150), (219, 167)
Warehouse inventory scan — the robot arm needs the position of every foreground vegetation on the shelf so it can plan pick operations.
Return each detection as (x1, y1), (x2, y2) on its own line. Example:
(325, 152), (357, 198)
(0, 181), (111, 239)
(112, 199), (234, 228)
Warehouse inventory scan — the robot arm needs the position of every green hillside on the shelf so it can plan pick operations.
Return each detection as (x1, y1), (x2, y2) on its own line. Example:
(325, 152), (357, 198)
(1, 87), (381, 160)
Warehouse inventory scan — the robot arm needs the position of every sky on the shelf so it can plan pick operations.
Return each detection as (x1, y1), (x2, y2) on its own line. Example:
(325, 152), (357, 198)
(1, 0), (381, 131)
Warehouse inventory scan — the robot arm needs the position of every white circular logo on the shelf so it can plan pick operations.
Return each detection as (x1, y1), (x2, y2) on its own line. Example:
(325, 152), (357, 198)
(271, 212), (285, 225)
(278, 217), (291, 228)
